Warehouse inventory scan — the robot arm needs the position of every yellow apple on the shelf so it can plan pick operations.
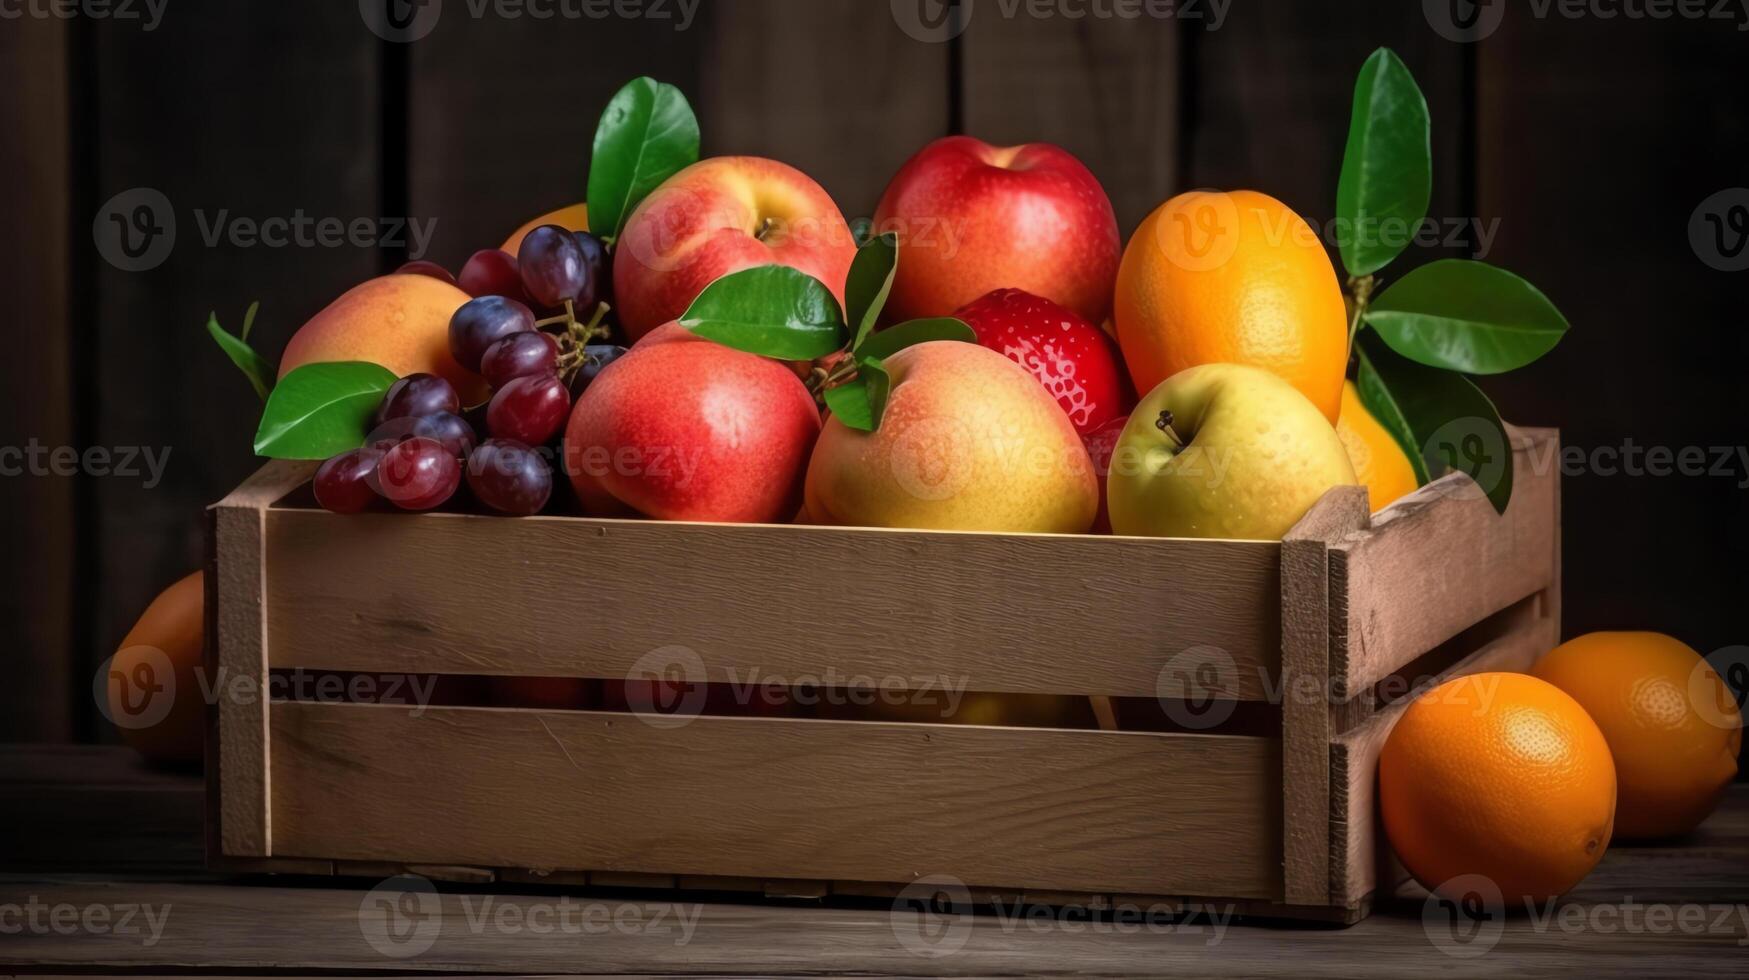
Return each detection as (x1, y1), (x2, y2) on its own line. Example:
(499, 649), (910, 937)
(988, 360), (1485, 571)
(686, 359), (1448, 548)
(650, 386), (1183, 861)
(1108, 363), (1357, 540)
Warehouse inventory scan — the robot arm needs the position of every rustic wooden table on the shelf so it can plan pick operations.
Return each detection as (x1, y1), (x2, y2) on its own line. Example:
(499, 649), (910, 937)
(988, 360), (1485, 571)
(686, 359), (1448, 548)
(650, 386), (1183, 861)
(2, 745), (1744, 977)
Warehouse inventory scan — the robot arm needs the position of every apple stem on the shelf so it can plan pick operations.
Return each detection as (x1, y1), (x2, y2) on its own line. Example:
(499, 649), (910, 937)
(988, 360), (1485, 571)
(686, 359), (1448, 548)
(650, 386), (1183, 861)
(1155, 410), (1187, 450)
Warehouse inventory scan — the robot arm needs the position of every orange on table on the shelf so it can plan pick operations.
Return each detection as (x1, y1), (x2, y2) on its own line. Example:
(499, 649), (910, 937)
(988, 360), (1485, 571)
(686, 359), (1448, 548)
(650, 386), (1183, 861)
(1114, 189), (1348, 422)
(106, 570), (205, 767)
(503, 202), (589, 254)
(1379, 671), (1617, 902)
(1336, 381), (1421, 513)
(1534, 631), (1741, 839)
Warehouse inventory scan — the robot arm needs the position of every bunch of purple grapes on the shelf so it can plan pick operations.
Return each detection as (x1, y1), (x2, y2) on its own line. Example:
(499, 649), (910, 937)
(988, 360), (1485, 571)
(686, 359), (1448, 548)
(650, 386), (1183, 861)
(314, 225), (628, 517)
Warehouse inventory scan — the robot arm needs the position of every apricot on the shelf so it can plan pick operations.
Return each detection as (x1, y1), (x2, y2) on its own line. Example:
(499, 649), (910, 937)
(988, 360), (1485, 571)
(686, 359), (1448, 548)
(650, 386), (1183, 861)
(105, 571), (205, 768)
(279, 274), (483, 404)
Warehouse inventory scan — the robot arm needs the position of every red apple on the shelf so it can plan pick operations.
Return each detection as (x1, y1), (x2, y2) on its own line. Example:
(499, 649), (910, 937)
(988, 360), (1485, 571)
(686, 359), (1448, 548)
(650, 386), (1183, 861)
(1081, 414), (1129, 535)
(953, 288), (1132, 436)
(612, 157), (859, 343)
(562, 322), (822, 522)
(873, 136), (1120, 324)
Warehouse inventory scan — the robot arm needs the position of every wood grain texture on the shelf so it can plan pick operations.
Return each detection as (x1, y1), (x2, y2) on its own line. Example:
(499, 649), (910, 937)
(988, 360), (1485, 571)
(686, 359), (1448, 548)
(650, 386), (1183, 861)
(261, 505), (1283, 699)
(1278, 486), (1369, 906)
(1331, 428), (1558, 698)
(267, 702), (1282, 899)
(961, 9), (1179, 234)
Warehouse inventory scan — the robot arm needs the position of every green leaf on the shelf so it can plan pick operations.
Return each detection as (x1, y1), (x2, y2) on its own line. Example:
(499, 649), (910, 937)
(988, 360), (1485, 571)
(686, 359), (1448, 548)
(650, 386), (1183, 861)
(854, 317), (976, 363)
(1336, 48), (1432, 277)
(585, 77), (700, 241)
(823, 360), (891, 432)
(1365, 259), (1569, 374)
(240, 300), (260, 342)
(1356, 331), (1514, 514)
(843, 233), (898, 351)
(252, 361), (397, 459)
(679, 265), (846, 360)
(206, 308), (277, 402)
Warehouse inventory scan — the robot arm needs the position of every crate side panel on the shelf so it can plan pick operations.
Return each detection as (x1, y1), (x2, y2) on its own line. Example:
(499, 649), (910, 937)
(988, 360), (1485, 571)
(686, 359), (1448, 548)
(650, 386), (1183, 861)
(268, 704), (1282, 899)
(262, 512), (1282, 700)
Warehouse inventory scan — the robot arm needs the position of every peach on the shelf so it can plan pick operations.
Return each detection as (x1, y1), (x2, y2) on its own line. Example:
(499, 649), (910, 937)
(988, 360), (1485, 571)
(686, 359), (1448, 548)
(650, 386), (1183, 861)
(805, 341), (1097, 533)
(279, 273), (484, 403)
(612, 157), (858, 342)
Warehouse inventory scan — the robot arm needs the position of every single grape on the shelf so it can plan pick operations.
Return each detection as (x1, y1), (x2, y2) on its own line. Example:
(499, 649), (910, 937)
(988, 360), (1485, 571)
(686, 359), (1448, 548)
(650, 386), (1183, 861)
(487, 374), (571, 446)
(480, 331), (560, 388)
(568, 344), (629, 398)
(574, 230), (610, 313)
(517, 224), (588, 310)
(372, 437), (461, 511)
(375, 373), (460, 425)
(368, 411), (476, 458)
(313, 448), (384, 514)
(457, 248), (525, 301)
(395, 260), (457, 286)
(449, 295), (536, 373)
(467, 439), (554, 516)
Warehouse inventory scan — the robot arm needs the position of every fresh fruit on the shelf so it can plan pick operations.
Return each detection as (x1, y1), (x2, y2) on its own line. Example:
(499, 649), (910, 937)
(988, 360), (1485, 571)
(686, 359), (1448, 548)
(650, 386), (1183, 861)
(458, 248), (528, 302)
(480, 331), (560, 388)
(314, 448), (385, 514)
(1380, 672), (1616, 902)
(953, 288), (1131, 437)
(612, 156), (858, 342)
(372, 437), (461, 511)
(569, 344), (628, 398)
(1114, 190), (1348, 422)
(467, 439), (554, 516)
(396, 260), (457, 285)
(517, 224), (593, 311)
(873, 136), (1120, 323)
(1335, 380), (1420, 514)
(374, 372), (460, 425)
(563, 322), (822, 522)
(106, 571), (205, 766)
(502, 202), (589, 254)
(1082, 414), (1128, 535)
(376, 411), (475, 459)
(1107, 363), (1356, 540)
(574, 231), (612, 310)
(278, 274), (482, 403)
(487, 374), (571, 446)
(449, 296), (537, 373)
(804, 341), (1097, 533)
(1534, 632), (1742, 839)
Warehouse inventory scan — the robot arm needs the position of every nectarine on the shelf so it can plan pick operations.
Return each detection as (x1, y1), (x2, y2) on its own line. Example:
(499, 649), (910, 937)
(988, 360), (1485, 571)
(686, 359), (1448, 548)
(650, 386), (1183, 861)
(279, 274), (484, 404)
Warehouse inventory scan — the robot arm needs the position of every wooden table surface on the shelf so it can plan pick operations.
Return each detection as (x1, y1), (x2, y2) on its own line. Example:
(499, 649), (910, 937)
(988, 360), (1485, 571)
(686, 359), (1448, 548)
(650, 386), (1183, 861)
(2, 745), (1745, 977)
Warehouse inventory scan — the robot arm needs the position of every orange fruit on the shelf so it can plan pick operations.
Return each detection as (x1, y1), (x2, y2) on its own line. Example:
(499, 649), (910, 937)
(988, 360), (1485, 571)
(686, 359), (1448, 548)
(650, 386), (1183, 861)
(1379, 672), (1616, 901)
(1335, 381), (1420, 513)
(503, 202), (589, 254)
(1114, 190), (1348, 422)
(1533, 632), (1741, 839)
(105, 571), (205, 767)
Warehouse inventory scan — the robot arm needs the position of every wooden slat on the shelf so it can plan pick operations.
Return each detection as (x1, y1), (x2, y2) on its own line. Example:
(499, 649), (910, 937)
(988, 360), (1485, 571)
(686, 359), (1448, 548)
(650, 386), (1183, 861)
(1331, 427), (1558, 697)
(261, 504), (1283, 700)
(1328, 605), (1556, 907)
(961, 11), (1179, 234)
(268, 702), (1281, 899)
(1278, 486), (1368, 906)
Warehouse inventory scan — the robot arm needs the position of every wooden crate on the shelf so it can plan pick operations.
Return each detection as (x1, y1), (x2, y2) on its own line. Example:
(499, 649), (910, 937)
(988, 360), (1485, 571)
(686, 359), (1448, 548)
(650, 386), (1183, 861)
(204, 427), (1561, 923)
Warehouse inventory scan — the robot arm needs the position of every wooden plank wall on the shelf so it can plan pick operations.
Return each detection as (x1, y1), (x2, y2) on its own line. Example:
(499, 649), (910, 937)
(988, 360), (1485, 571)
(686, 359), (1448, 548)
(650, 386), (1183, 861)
(2, 0), (1745, 741)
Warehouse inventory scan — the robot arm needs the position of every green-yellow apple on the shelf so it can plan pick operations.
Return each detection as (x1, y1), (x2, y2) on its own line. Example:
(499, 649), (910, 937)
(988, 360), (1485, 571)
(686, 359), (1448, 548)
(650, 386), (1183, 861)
(1108, 363), (1357, 540)
(804, 341), (1097, 533)
(612, 156), (858, 342)
(279, 273), (483, 402)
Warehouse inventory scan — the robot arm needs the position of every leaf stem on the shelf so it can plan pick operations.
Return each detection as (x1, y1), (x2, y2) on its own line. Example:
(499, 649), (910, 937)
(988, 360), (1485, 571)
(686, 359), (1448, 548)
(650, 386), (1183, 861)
(1346, 274), (1377, 356)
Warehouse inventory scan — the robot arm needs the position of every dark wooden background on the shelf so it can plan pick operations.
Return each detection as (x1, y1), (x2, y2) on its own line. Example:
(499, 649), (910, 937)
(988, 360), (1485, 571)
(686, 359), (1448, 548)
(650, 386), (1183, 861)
(2, 0), (1745, 742)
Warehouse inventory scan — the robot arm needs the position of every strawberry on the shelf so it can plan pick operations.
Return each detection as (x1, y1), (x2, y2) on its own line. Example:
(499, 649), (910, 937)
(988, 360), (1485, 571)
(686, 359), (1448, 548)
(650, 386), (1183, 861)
(953, 288), (1133, 436)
